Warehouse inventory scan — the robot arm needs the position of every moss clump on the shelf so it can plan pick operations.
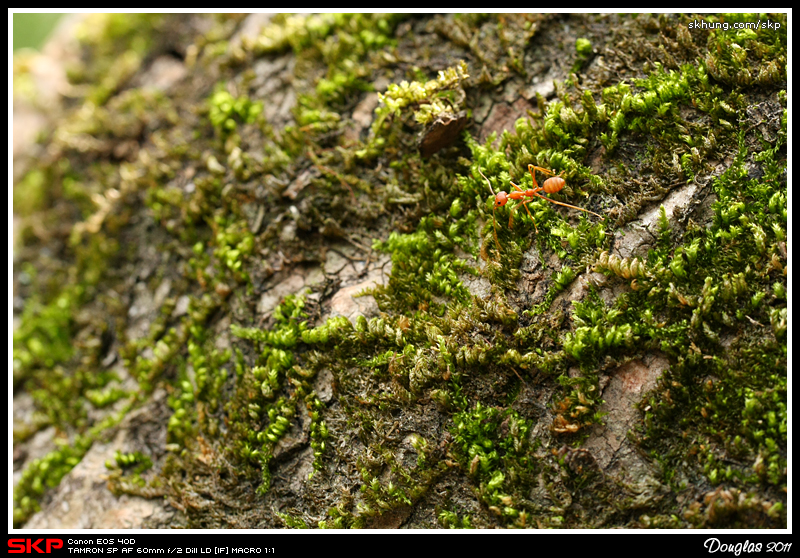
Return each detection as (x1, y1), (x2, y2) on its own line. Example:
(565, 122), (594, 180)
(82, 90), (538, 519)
(450, 403), (536, 526)
(208, 85), (264, 137)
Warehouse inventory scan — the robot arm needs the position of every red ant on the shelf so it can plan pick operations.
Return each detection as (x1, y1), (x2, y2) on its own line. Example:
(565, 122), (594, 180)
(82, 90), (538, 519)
(479, 164), (604, 252)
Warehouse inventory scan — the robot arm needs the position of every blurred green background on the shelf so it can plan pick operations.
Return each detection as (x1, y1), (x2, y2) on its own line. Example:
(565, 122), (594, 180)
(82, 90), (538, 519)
(13, 13), (66, 51)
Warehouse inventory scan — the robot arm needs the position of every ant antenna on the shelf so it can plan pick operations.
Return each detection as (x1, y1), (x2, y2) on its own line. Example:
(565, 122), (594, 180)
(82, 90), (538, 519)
(478, 167), (502, 252)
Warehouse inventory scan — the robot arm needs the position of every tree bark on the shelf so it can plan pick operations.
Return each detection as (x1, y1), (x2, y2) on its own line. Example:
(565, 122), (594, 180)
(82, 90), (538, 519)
(13, 13), (787, 530)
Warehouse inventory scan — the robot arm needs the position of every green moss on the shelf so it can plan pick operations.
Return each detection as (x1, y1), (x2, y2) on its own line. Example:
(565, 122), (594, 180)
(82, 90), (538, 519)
(437, 509), (473, 528)
(13, 13), (787, 529)
(208, 85), (264, 137)
(13, 169), (49, 216)
(13, 397), (135, 526)
(13, 436), (92, 525)
(450, 403), (536, 525)
(226, 294), (312, 492)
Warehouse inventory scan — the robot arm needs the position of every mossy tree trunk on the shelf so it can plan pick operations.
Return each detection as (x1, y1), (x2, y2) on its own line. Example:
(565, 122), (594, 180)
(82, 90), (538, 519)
(13, 13), (787, 529)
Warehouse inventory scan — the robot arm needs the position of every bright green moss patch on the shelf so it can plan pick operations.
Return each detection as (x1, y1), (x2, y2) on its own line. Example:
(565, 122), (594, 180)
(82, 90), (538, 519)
(208, 85), (264, 137)
(450, 404), (536, 525)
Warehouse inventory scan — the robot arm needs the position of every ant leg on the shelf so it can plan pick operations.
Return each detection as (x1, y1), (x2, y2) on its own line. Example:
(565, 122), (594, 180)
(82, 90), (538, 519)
(526, 165), (540, 190)
(528, 165), (565, 189)
(492, 206), (501, 252)
(507, 180), (528, 229)
(528, 164), (561, 178)
(531, 191), (605, 220)
(509, 180), (526, 193)
(521, 200), (538, 233)
(529, 164), (556, 174)
(510, 180), (543, 232)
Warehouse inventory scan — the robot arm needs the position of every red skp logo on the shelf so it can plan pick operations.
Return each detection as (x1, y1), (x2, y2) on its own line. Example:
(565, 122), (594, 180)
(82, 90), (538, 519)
(8, 539), (64, 554)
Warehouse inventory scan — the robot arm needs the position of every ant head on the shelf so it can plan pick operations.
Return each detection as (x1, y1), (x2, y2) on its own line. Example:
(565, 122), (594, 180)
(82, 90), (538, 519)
(478, 168), (510, 209)
(494, 191), (509, 208)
